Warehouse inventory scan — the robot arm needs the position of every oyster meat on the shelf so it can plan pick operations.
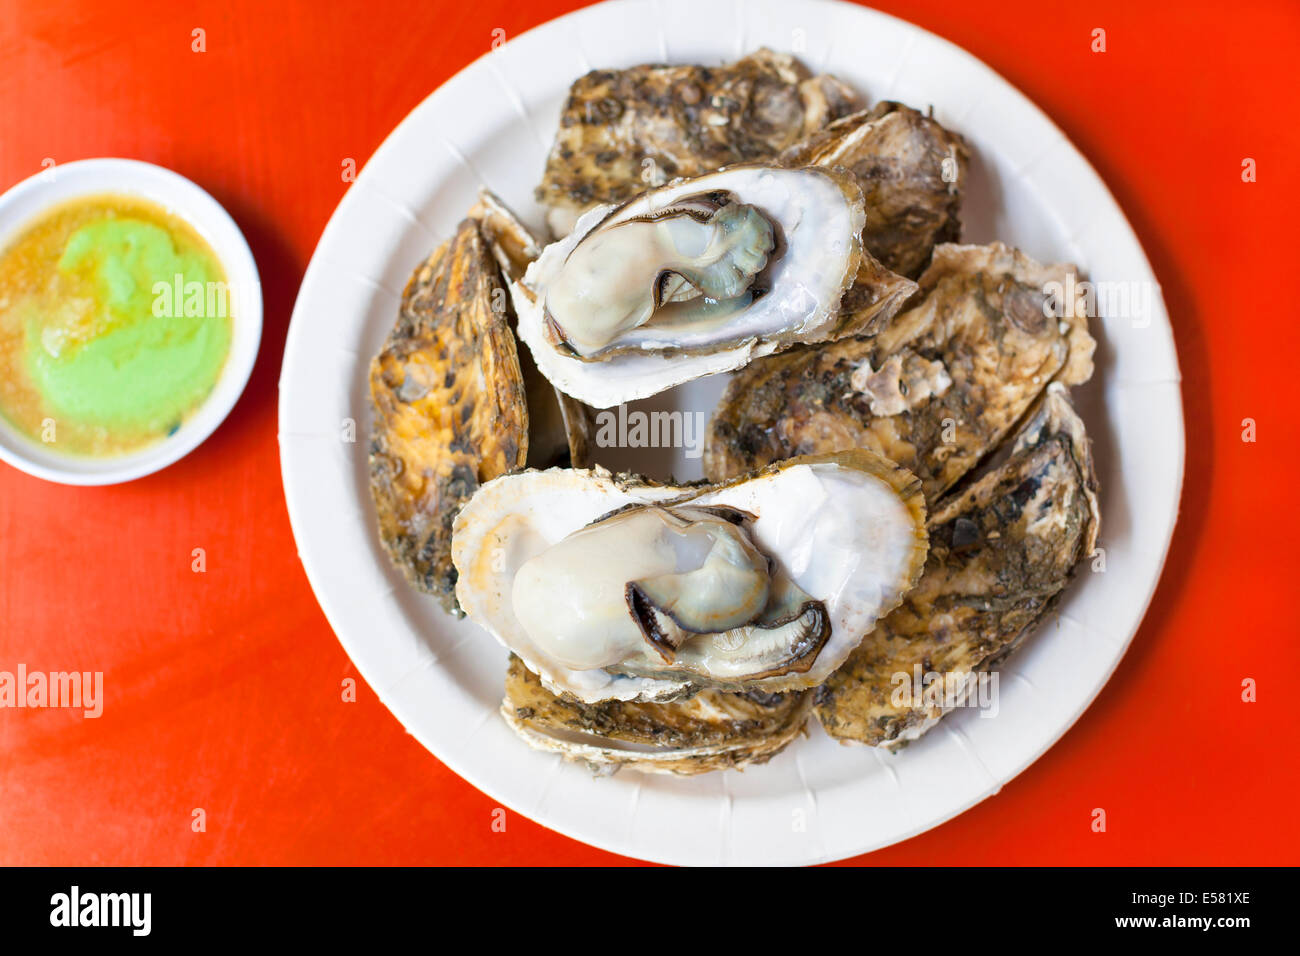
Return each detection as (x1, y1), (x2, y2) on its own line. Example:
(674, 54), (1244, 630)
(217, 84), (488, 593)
(514, 164), (915, 408)
(705, 242), (1095, 500)
(503, 655), (813, 775)
(452, 450), (927, 703)
(780, 101), (970, 278)
(814, 384), (1100, 747)
(536, 48), (862, 236)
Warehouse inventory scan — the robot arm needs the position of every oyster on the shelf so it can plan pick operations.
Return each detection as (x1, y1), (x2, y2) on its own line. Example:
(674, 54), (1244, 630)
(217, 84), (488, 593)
(514, 164), (916, 408)
(705, 242), (1095, 500)
(451, 450), (927, 703)
(536, 48), (862, 236)
(503, 655), (812, 775)
(469, 188), (543, 283)
(780, 102), (971, 278)
(814, 384), (1100, 747)
(469, 189), (598, 468)
(370, 194), (597, 615)
(369, 217), (529, 614)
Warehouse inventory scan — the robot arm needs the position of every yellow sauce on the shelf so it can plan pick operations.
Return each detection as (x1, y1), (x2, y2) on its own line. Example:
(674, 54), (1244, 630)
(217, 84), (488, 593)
(0, 193), (233, 457)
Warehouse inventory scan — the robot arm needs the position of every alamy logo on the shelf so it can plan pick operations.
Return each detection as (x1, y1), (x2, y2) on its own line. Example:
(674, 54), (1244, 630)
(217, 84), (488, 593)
(50, 886), (151, 936)
(594, 404), (708, 459)
(890, 665), (999, 717)
(1041, 272), (1156, 329)
(151, 272), (258, 320)
(0, 665), (103, 717)
(152, 273), (232, 318)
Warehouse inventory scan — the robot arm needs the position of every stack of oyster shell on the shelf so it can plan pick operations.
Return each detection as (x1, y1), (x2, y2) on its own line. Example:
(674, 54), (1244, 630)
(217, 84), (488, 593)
(368, 50), (1100, 775)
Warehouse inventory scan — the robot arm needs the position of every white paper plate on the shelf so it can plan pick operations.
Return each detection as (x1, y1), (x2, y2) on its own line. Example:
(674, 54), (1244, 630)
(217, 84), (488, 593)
(279, 0), (1183, 865)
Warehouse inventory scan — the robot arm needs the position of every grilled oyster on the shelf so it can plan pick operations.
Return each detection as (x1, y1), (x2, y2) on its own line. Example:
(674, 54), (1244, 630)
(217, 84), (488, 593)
(536, 48), (862, 236)
(452, 450), (927, 703)
(814, 384), (1100, 747)
(469, 188), (542, 283)
(369, 218), (529, 614)
(370, 194), (597, 615)
(469, 189), (597, 468)
(780, 101), (970, 278)
(514, 164), (916, 408)
(705, 242), (1095, 500)
(503, 655), (812, 775)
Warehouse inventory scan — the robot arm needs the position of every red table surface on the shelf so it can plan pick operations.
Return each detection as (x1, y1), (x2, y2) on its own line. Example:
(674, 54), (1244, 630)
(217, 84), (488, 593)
(1, 0), (1297, 867)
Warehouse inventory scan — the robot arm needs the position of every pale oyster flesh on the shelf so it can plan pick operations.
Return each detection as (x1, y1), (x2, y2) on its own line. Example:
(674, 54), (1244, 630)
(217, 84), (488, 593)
(514, 165), (916, 409)
(513, 504), (830, 684)
(451, 450), (928, 703)
(544, 200), (775, 358)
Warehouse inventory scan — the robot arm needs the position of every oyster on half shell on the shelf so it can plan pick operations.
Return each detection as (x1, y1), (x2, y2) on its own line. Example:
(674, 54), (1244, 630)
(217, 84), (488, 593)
(814, 384), (1100, 747)
(452, 450), (927, 703)
(513, 164), (916, 408)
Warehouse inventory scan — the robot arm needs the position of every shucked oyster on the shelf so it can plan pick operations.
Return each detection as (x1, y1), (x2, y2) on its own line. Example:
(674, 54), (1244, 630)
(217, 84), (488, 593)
(780, 101), (971, 278)
(452, 450), (927, 703)
(536, 48), (862, 236)
(514, 164), (915, 408)
(503, 655), (812, 775)
(705, 242), (1095, 500)
(814, 385), (1100, 747)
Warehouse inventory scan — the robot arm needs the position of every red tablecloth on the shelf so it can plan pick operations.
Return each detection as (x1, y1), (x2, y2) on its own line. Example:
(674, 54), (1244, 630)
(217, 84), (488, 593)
(2, 0), (1297, 865)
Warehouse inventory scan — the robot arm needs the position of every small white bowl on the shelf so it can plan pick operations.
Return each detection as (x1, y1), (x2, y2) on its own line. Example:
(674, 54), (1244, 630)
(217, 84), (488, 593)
(0, 158), (262, 485)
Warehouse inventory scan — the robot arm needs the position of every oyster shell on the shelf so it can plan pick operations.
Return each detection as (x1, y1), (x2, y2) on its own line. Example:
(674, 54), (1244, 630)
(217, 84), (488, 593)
(503, 655), (812, 775)
(468, 189), (598, 468)
(705, 242), (1095, 500)
(514, 165), (916, 408)
(813, 384), (1100, 747)
(536, 48), (862, 236)
(469, 188), (543, 283)
(451, 450), (927, 703)
(369, 218), (528, 614)
(369, 194), (599, 615)
(780, 102), (971, 278)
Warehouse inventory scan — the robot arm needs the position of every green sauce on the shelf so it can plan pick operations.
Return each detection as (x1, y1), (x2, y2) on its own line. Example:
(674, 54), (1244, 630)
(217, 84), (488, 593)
(0, 195), (233, 457)
(26, 218), (231, 433)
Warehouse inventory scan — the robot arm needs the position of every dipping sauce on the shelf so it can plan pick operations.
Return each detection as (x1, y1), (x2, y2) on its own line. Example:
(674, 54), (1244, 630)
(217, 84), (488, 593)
(0, 193), (232, 457)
